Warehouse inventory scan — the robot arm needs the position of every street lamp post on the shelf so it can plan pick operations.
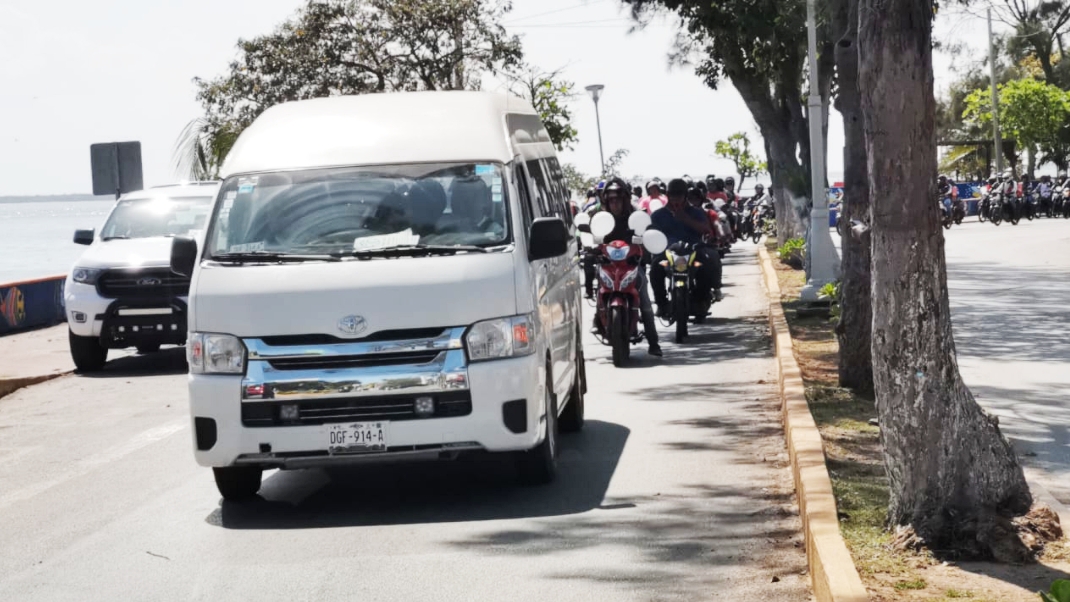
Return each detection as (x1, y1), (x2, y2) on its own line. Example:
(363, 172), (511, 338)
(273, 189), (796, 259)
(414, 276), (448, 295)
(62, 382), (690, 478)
(585, 84), (606, 177)
(799, 0), (840, 302)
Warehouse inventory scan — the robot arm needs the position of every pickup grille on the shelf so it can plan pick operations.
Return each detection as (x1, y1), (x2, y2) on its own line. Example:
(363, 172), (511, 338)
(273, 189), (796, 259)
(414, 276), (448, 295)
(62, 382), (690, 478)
(97, 269), (190, 299)
(241, 392), (472, 427)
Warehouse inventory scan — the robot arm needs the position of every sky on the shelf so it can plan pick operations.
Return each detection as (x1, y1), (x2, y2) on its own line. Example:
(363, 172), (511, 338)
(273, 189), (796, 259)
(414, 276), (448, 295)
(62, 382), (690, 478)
(0, 0), (996, 196)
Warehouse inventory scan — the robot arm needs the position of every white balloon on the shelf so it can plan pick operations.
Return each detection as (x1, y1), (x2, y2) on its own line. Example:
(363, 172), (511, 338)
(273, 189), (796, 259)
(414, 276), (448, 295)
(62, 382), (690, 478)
(648, 199), (665, 213)
(574, 212), (590, 226)
(590, 211), (616, 239)
(642, 229), (668, 255)
(579, 232), (596, 248)
(628, 211), (651, 233)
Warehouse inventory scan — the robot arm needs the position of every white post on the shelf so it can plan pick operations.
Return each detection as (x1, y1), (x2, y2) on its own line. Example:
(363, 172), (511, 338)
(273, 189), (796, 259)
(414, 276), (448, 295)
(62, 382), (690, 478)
(585, 85), (606, 177)
(988, 8), (1003, 173)
(800, 0), (840, 302)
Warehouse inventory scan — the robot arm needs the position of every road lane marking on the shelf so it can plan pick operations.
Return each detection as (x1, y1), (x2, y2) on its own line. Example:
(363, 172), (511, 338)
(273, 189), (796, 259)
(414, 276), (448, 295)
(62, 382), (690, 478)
(0, 419), (187, 510)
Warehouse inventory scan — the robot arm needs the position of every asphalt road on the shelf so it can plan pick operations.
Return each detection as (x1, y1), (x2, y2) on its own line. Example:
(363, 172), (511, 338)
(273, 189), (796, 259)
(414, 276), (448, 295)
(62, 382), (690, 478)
(942, 216), (1070, 507)
(0, 246), (808, 601)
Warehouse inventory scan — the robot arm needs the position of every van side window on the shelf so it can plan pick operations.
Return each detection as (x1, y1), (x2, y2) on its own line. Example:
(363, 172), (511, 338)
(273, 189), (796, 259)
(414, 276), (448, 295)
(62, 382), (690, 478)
(543, 156), (572, 226)
(515, 163), (536, 231)
(525, 159), (553, 218)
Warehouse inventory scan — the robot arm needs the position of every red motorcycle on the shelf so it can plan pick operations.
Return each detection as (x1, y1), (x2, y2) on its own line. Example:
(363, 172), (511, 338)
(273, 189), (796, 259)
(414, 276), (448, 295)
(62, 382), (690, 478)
(582, 211), (667, 366)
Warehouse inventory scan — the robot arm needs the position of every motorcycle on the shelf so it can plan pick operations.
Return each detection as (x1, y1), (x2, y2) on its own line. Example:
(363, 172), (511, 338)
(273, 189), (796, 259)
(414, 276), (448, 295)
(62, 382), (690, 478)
(951, 198), (965, 225)
(660, 242), (713, 344)
(1022, 188), (1037, 221)
(581, 211), (668, 367)
(752, 204), (776, 244)
(939, 197), (953, 230)
(978, 190), (991, 223)
(998, 186), (1021, 225)
(1053, 185), (1066, 217)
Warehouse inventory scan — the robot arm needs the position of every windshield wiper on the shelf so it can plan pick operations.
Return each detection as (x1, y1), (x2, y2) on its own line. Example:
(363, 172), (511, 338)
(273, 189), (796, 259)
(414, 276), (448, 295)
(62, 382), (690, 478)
(331, 244), (489, 258)
(210, 251), (341, 264)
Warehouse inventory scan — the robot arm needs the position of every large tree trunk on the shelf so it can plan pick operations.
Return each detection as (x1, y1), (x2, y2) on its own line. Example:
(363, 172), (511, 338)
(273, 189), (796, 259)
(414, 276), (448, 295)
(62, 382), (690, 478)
(859, 0), (1035, 558)
(832, 0), (873, 393)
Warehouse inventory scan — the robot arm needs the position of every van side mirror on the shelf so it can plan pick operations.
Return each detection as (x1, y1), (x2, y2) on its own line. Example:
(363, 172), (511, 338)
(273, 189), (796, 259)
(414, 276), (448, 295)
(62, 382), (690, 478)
(171, 236), (199, 278)
(73, 229), (95, 245)
(528, 217), (570, 261)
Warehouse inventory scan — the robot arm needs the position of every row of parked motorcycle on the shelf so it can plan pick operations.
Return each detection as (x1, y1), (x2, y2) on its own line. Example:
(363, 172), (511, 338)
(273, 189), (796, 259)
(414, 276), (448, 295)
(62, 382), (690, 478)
(974, 174), (1070, 226)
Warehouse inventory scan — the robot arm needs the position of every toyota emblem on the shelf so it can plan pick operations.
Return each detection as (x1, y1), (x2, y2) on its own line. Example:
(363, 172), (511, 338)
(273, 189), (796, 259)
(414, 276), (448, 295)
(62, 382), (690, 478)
(137, 277), (162, 286)
(337, 315), (367, 336)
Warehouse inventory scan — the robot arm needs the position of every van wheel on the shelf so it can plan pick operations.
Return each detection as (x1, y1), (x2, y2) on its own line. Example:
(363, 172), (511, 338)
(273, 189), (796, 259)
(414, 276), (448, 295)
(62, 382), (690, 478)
(559, 346), (585, 433)
(213, 466), (263, 501)
(515, 368), (558, 485)
(69, 329), (107, 372)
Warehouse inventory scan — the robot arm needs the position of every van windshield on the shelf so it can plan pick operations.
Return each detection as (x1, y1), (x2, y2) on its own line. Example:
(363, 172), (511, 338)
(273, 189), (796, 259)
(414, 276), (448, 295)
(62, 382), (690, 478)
(100, 196), (214, 240)
(205, 163), (510, 257)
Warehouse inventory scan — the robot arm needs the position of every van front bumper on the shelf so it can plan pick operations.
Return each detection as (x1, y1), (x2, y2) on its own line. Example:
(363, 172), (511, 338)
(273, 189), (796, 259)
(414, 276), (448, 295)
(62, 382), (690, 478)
(188, 354), (546, 468)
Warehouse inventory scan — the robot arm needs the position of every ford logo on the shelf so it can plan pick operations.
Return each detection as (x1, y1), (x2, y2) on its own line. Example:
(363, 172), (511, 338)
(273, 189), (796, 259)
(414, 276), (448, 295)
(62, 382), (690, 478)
(337, 315), (367, 336)
(137, 277), (162, 286)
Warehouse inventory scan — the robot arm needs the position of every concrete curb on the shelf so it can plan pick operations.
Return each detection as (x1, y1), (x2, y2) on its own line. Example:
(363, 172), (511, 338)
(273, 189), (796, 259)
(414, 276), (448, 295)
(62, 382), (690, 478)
(0, 373), (70, 400)
(757, 245), (870, 602)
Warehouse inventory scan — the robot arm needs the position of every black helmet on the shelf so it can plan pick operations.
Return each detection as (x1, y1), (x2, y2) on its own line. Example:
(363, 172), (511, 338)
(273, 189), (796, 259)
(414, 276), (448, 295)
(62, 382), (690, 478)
(696, 180), (708, 194)
(586, 188), (597, 198)
(705, 174), (717, 185)
(755, 183), (765, 191)
(724, 176), (735, 185)
(603, 177), (630, 200)
(667, 178), (689, 197)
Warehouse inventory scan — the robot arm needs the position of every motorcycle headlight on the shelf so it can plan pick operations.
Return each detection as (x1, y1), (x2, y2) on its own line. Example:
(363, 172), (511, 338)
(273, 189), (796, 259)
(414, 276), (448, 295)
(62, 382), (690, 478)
(606, 244), (630, 262)
(72, 267), (104, 285)
(620, 268), (639, 289)
(465, 314), (535, 362)
(598, 266), (615, 290)
(188, 333), (246, 374)
(673, 256), (689, 273)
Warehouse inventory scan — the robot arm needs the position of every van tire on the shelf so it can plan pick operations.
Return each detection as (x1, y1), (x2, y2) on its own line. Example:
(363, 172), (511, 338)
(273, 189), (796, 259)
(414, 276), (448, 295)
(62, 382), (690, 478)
(213, 467), (263, 501)
(69, 329), (107, 372)
(559, 346), (585, 433)
(516, 369), (558, 485)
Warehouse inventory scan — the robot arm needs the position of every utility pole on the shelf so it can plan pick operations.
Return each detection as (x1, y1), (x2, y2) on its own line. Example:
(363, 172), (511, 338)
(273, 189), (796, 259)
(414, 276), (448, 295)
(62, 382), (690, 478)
(800, 0), (840, 302)
(989, 8), (1004, 174)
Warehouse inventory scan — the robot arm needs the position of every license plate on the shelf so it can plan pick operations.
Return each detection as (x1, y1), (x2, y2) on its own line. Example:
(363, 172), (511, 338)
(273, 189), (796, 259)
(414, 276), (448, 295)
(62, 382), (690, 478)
(327, 421), (388, 454)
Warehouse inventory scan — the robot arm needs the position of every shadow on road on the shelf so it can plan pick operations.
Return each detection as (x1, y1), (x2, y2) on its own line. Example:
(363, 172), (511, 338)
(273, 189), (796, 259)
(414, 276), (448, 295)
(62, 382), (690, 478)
(587, 315), (772, 370)
(78, 346), (188, 378)
(207, 419), (629, 529)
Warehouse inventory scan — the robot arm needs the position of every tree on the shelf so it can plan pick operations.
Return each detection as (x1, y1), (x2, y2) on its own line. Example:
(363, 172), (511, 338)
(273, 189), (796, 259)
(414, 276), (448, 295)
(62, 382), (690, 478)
(563, 163), (597, 198)
(623, 0), (835, 245)
(713, 132), (767, 189)
(506, 64), (580, 151)
(187, 0), (522, 168)
(173, 118), (240, 181)
(860, 0), (1042, 560)
(604, 148), (630, 178)
(963, 78), (1070, 176)
(992, 0), (1070, 87)
(829, 0), (873, 393)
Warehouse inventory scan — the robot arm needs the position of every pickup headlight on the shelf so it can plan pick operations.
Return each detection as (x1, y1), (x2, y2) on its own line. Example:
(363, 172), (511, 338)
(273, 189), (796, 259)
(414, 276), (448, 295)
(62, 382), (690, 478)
(188, 332), (246, 374)
(72, 267), (104, 285)
(465, 314), (535, 362)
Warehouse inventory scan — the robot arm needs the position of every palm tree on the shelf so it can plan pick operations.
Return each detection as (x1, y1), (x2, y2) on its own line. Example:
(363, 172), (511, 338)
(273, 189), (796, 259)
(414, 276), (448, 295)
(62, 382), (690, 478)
(172, 118), (240, 181)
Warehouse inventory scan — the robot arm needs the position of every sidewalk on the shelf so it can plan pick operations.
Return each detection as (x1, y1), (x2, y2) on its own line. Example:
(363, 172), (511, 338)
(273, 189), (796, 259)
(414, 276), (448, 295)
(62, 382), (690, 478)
(0, 325), (74, 398)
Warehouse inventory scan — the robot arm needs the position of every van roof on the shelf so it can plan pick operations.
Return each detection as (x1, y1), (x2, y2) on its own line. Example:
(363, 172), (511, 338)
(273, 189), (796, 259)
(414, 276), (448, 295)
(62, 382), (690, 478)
(220, 91), (546, 177)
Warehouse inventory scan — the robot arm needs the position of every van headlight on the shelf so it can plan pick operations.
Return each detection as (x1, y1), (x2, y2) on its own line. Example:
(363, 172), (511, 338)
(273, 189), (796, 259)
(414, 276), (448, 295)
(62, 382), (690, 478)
(72, 267), (104, 285)
(465, 314), (535, 362)
(188, 333), (246, 374)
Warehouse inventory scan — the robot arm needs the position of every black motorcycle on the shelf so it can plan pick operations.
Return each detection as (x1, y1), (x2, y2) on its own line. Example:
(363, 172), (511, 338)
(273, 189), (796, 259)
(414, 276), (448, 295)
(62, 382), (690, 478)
(978, 193), (991, 223)
(1022, 190), (1037, 221)
(1001, 192), (1021, 225)
(661, 242), (712, 344)
(951, 198), (965, 225)
(1053, 187), (1065, 217)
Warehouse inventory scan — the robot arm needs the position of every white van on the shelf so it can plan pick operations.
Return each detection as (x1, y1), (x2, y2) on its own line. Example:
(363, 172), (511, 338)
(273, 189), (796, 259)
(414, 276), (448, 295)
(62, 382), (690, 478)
(172, 92), (586, 500)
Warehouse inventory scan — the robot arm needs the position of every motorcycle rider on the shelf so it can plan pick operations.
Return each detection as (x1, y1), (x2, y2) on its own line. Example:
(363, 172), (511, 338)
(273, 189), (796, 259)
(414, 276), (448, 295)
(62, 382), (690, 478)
(937, 174), (957, 212)
(1037, 174), (1054, 213)
(638, 180), (668, 214)
(592, 178), (662, 357)
(650, 178), (723, 318)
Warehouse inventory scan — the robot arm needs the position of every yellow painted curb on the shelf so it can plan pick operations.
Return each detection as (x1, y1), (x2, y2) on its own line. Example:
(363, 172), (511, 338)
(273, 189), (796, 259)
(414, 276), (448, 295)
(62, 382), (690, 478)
(758, 245), (870, 602)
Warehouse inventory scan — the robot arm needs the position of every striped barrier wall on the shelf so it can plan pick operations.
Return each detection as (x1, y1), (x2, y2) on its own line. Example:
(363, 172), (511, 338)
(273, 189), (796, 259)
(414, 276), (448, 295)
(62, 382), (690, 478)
(0, 275), (67, 336)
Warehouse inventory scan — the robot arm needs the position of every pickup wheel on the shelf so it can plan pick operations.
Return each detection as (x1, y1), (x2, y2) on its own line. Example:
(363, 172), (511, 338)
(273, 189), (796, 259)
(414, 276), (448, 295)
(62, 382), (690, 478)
(515, 367), (558, 485)
(69, 329), (107, 372)
(213, 467), (263, 501)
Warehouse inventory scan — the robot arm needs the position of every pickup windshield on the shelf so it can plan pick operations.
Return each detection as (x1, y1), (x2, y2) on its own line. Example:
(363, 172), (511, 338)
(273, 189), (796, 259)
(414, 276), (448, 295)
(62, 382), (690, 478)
(205, 163), (510, 258)
(100, 196), (214, 240)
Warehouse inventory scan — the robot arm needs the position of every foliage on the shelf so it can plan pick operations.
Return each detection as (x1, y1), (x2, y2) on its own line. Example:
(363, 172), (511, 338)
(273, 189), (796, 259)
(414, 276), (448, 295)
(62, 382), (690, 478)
(187, 0), (522, 168)
(563, 163), (597, 198)
(994, 0), (1070, 87)
(963, 78), (1070, 172)
(1040, 579), (1070, 602)
(818, 280), (842, 320)
(714, 132), (767, 189)
(172, 118), (240, 181)
(777, 237), (805, 268)
(604, 148), (630, 178)
(505, 63), (579, 151)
